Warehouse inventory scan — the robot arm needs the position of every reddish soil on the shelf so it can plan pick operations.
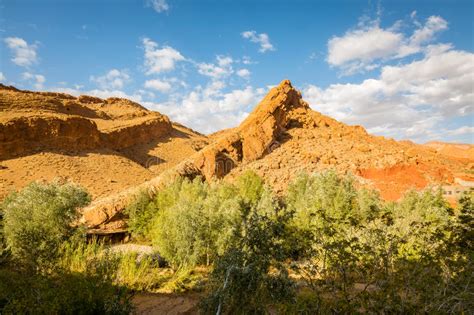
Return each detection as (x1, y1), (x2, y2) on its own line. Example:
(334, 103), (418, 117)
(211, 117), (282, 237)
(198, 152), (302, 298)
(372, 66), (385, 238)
(358, 163), (455, 200)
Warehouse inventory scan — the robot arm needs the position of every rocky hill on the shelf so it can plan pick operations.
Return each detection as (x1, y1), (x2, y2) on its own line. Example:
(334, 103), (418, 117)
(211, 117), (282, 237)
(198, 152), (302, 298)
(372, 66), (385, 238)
(80, 80), (472, 231)
(1, 81), (472, 232)
(0, 84), (208, 200)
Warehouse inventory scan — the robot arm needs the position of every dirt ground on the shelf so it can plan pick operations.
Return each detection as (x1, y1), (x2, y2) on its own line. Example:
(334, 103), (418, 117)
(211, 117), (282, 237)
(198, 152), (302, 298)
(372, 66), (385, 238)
(132, 292), (201, 315)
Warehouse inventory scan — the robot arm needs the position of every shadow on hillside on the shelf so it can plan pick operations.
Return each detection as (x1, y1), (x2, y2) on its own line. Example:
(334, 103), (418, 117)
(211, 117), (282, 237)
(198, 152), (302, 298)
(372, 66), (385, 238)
(117, 126), (194, 168)
(0, 125), (196, 169)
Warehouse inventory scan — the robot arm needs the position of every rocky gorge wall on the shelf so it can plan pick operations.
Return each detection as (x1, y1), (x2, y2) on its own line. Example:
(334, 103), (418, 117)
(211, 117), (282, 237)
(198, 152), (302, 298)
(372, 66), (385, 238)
(0, 115), (172, 160)
(0, 85), (173, 160)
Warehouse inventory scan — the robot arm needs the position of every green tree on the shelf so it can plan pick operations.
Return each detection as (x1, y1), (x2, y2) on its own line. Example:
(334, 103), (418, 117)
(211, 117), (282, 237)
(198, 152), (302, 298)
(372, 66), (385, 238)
(150, 178), (240, 268)
(124, 189), (156, 240)
(201, 185), (294, 314)
(1, 181), (90, 270)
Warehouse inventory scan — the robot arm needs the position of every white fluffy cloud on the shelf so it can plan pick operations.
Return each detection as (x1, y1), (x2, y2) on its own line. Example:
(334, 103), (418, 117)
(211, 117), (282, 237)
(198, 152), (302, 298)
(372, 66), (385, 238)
(86, 89), (145, 102)
(409, 15), (448, 47)
(4, 37), (38, 67)
(142, 38), (185, 74)
(446, 126), (474, 136)
(148, 84), (266, 133)
(241, 31), (275, 53)
(21, 72), (45, 89)
(237, 68), (251, 79)
(242, 56), (254, 65)
(328, 28), (402, 70)
(146, 0), (169, 13)
(0, 72), (5, 82)
(327, 15), (448, 75)
(144, 79), (172, 92)
(304, 46), (474, 142)
(90, 69), (130, 89)
(197, 56), (234, 79)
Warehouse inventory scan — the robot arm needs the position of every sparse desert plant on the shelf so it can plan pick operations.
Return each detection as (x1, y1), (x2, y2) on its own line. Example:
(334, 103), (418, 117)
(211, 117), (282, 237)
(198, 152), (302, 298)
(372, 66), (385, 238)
(1, 181), (91, 271)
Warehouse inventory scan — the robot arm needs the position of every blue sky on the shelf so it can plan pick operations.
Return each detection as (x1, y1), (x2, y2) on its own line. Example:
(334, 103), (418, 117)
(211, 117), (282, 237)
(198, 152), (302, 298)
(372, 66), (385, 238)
(1, 0), (473, 143)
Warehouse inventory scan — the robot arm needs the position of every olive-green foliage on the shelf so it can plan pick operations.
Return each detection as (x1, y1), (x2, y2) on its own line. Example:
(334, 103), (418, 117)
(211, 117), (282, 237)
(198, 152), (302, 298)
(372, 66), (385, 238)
(286, 172), (473, 313)
(114, 169), (474, 313)
(286, 171), (382, 230)
(150, 177), (240, 268)
(453, 191), (474, 250)
(0, 267), (132, 314)
(58, 239), (165, 292)
(124, 189), (156, 240)
(116, 252), (165, 291)
(439, 191), (474, 313)
(200, 174), (295, 314)
(1, 181), (90, 270)
(0, 182), (133, 314)
(235, 169), (265, 205)
(0, 211), (8, 265)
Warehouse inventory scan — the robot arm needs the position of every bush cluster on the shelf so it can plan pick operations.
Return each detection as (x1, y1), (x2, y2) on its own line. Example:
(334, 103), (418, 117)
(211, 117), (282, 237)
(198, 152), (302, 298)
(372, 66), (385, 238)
(0, 181), (132, 314)
(126, 170), (473, 314)
(1, 171), (472, 314)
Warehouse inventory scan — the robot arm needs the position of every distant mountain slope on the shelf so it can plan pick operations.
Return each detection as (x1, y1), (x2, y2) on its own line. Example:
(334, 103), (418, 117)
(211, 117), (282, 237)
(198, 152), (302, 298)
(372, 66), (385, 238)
(0, 84), (208, 200)
(424, 141), (474, 160)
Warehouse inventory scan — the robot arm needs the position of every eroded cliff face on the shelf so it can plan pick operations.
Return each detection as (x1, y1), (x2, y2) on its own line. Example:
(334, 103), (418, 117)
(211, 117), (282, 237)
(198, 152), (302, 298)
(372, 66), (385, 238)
(0, 116), (102, 159)
(0, 84), (173, 159)
(0, 84), (206, 202)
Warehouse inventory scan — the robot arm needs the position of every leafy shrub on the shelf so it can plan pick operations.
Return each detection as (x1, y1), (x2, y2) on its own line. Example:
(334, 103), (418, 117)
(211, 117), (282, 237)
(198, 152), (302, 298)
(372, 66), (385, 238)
(0, 211), (9, 265)
(200, 179), (295, 314)
(286, 171), (382, 231)
(284, 172), (474, 313)
(0, 268), (132, 314)
(124, 189), (156, 240)
(150, 177), (240, 268)
(0, 181), (135, 314)
(1, 181), (90, 270)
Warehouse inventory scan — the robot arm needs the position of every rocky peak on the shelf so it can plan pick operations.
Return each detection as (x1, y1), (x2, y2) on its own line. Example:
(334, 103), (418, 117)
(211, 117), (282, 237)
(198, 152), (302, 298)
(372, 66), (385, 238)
(238, 79), (310, 162)
(241, 80), (309, 127)
(188, 80), (313, 180)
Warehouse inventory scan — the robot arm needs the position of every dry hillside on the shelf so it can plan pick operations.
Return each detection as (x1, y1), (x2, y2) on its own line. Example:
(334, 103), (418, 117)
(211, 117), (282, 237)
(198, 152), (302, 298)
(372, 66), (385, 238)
(424, 141), (474, 161)
(0, 84), (207, 200)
